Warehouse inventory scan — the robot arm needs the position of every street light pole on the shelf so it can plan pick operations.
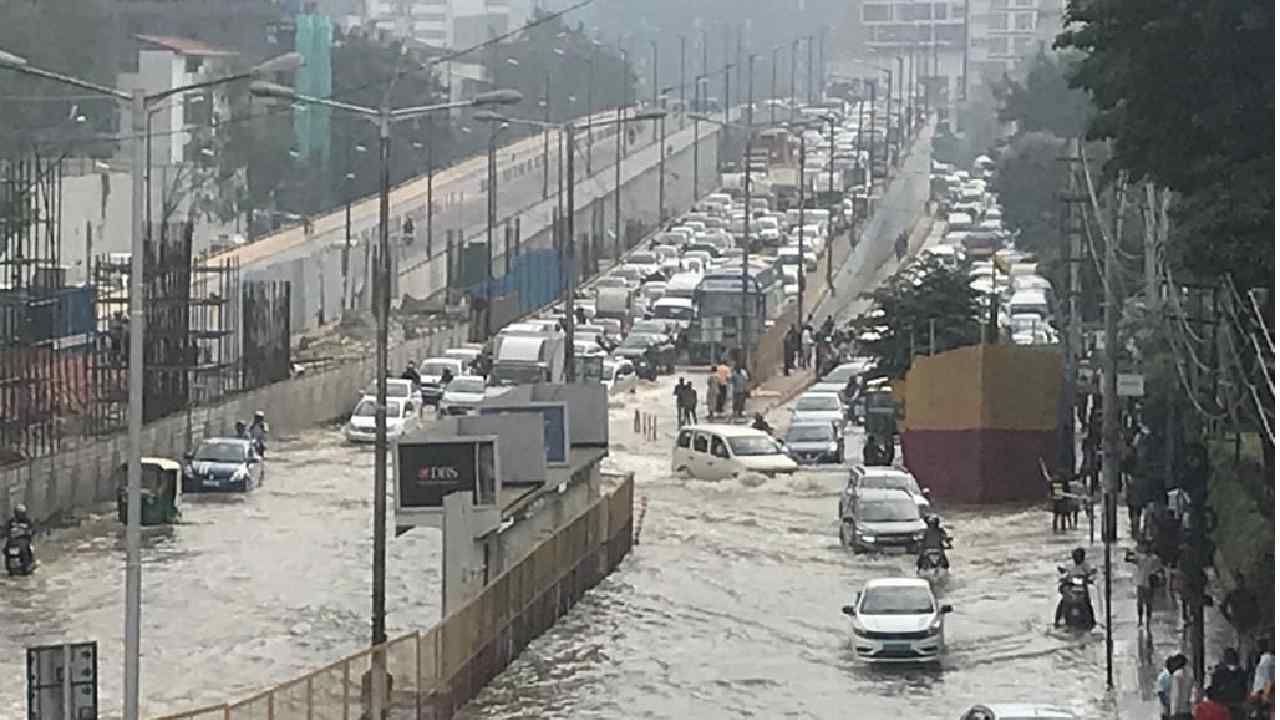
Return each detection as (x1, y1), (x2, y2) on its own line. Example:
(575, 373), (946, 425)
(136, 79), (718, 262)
(740, 55), (754, 363)
(542, 72), (551, 199)
(658, 113), (667, 225)
(679, 35), (687, 116)
(797, 130), (807, 330)
(485, 122), (498, 337)
(789, 39), (798, 121)
(565, 121), (577, 382)
(124, 87), (144, 720)
(826, 115), (836, 290)
(651, 39), (659, 141)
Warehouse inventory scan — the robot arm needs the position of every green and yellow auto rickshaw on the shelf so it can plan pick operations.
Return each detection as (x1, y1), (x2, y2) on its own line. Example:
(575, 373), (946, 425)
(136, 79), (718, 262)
(114, 457), (183, 526)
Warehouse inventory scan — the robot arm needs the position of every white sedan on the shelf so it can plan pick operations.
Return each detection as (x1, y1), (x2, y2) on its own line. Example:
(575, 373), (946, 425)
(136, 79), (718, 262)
(842, 577), (952, 664)
(602, 359), (638, 395)
(345, 397), (419, 443)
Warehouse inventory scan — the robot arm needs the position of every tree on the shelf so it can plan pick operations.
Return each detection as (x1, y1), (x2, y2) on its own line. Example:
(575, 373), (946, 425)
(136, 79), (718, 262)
(993, 49), (1092, 138)
(993, 132), (1064, 256)
(850, 253), (984, 379)
(1056, 0), (1273, 288)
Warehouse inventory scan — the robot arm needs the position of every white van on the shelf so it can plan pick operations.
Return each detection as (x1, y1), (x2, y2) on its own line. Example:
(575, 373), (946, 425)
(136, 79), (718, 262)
(672, 424), (798, 479)
(1008, 289), (1051, 320)
(664, 272), (702, 301)
(946, 212), (975, 233)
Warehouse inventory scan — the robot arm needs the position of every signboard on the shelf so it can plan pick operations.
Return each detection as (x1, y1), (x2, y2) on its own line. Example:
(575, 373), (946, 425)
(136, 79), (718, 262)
(1116, 373), (1145, 397)
(27, 641), (97, 720)
(395, 438), (499, 526)
(479, 402), (569, 466)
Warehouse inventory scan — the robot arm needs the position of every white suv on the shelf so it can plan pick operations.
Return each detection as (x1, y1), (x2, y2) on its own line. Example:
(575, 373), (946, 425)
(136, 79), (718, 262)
(841, 578), (952, 663)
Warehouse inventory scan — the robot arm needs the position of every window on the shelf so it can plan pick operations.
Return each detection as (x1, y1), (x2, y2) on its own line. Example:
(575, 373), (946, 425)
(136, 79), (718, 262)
(1014, 0), (1033, 6)
(935, 24), (965, 45)
(863, 3), (891, 21)
(1015, 12), (1034, 29)
(991, 0), (1009, 7)
(934, 2), (947, 18)
(1014, 36), (1032, 53)
(710, 437), (729, 458)
(693, 433), (709, 453)
(677, 430), (692, 449)
(989, 11), (1009, 30)
(990, 36), (1012, 55)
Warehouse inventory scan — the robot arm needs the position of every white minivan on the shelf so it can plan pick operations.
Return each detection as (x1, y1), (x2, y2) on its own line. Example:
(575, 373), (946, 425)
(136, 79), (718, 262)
(672, 424), (799, 480)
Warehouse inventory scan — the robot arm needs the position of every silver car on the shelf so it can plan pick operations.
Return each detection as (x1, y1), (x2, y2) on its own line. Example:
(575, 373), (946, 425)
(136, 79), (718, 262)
(791, 391), (847, 433)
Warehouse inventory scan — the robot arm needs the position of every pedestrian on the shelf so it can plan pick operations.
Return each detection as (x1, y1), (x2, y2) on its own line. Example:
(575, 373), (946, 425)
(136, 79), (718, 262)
(801, 325), (814, 369)
(1222, 572), (1263, 657)
(715, 360), (731, 414)
(1250, 637), (1274, 719)
(784, 324), (800, 373)
(685, 383), (698, 425)
(1194, 684), (1233, 720)
(730, 366), (748, 417)
(673, 378), (687, 426)
(1133, 541), (1162, 628)
(1125, 473), (1143, 540)
(1170, 652), (1197, 720)
(705, 368), (719, 420)
(1160, 654), (1177, 720)
(782, 330), (795, 376)
(1209, 647), (1250, 718)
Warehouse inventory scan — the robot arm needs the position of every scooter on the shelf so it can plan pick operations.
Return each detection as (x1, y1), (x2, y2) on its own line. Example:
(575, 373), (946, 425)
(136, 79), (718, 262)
(916, 548), (950, 585)
(1056, 567), (1095, 629)
(4, 524), (36, 576)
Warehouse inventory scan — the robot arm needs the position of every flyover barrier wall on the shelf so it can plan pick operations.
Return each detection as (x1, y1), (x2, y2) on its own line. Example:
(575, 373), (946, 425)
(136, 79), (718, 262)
(151, 474), (636, 720)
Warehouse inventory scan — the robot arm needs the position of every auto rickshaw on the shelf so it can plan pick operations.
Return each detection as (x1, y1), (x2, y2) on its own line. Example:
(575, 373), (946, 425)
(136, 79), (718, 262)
(115, 457), (183, 525)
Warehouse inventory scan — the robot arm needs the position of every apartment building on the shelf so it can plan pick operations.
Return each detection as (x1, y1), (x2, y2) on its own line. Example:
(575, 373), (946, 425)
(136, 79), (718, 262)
(361, 0), (532, 49)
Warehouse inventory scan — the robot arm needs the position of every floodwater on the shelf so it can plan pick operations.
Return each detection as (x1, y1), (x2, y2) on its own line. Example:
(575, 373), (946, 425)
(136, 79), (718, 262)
(460, 376), (1164, 719)
(0, 426), (442, 718)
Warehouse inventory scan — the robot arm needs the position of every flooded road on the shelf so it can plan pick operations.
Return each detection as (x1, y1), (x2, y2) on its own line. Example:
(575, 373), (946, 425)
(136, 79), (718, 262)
(0, 427), (442, 719)
(461, 377), (1157, 719)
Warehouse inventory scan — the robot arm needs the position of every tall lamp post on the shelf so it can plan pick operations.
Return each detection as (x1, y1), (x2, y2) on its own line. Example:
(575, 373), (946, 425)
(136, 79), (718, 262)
(475, 108), (665, 382)
(0, 48), (301, 720)
(251, 80), (520, 720)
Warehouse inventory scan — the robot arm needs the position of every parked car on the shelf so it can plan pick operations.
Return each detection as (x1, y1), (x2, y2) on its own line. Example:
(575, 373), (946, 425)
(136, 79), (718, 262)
(838, 487), (927, 552)
(602, 358), (638, 395)
(671, 424), (798, 479)
(792, 391), (847, 433)
(362, 378), (417, 406)
(183, 437), (263, 493)
(345, 397), (419, 443)
(437, 375), (487, 416)
(841, 577), (953, 664)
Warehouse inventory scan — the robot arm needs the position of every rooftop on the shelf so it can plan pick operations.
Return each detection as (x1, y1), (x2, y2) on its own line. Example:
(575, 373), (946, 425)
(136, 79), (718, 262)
(136, 34), (240, 57)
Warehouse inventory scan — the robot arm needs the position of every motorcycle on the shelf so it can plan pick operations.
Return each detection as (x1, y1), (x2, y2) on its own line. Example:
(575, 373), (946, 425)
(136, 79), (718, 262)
(916, 547), (950, 585)
(1056, 567), (1095, 629)
(4, 523), (36, 576)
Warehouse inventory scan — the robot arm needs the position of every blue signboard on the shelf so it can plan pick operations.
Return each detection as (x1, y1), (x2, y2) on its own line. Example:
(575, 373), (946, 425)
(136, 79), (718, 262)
(479, 402), (569, 466)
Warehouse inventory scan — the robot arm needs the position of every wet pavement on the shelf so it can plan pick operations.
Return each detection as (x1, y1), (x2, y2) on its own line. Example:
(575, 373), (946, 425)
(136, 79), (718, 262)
(0, 425), (443, 718)
(459, 375), (1180, 720)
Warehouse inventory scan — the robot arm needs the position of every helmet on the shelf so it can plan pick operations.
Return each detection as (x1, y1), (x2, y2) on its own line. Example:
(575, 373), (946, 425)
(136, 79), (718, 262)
(14, 504), (27, 516)
(926, 515), (941, 528)
(254, 411), (265, 421)
(1072, 547), (1086, 564)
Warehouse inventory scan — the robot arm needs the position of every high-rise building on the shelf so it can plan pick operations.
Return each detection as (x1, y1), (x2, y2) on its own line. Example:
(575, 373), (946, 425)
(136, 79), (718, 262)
(360, 0), (532, 49)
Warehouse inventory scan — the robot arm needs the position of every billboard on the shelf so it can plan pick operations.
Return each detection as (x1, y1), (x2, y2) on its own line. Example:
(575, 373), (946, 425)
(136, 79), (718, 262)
(478, 402), (569, 467)
(395, 437), (499, 526)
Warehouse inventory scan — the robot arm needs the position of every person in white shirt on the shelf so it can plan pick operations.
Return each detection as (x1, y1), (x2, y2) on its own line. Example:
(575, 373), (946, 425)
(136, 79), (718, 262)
(1253, 636), (1274, 694)
(1168, 653), (1196, 719)
(1132, 542), (1163, 627)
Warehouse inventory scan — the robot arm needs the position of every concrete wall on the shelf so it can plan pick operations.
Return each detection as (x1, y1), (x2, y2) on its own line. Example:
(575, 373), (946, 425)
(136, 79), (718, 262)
(0, 320), (469, 525)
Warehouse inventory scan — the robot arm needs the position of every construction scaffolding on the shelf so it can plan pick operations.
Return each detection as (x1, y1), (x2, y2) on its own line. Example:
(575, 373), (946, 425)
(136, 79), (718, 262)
(89, 221), (241, 435)
(0, 156), (91, 463)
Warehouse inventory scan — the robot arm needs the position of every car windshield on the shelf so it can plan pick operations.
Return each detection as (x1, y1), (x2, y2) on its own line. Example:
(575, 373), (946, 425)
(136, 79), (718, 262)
(621, 333), (658, 348)
(860, 474), (921, 494)
(795, 395), (841, 412)
(785, 425), (833, 442)
(630, 252), (657, 265)
(446, 377), (485, 394)
(632, 321), (667, 334)
(861, 498), (921, 522)
(194, 441), (247, 463)
(727, 436), (783, 456)
(824, 366), (859, 383)
(420, 362), (454, 378)
(353, 399), (378, 417)
(367, 381), (411, 397)
(653, 304), (694, 320)
(860, 586), (935, 615)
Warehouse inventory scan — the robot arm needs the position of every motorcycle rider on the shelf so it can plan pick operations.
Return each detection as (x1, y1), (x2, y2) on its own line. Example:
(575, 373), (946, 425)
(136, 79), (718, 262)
(400, 362), (421, 386)
(1055, 546), (1097, 627)
(751, 413), (773, 435)
(5, 503), (34, 568)
(248, 411), (268, 456)
(916, 515), (951, 570)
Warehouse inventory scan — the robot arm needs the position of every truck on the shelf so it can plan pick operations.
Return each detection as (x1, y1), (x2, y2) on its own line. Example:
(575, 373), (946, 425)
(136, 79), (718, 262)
(594, 286), (633, 333)
(490, 327), (566, 387)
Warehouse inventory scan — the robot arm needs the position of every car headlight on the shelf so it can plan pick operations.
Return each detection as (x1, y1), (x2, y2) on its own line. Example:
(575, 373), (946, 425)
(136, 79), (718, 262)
(912, 532), (925, 541)
(828, 443), (839, 453)
(232, 467), (248, 480)
(860, 534), (876, 544)
(850, 619), (869, 637)
(927, 615), (944, 634)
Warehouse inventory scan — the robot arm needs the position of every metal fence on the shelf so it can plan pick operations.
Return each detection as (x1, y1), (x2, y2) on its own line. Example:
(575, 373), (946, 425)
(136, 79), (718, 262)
(153, 475), (635, 720)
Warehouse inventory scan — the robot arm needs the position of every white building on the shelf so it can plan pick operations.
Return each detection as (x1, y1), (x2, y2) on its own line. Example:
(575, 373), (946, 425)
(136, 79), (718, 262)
(361, 0), (532, 49)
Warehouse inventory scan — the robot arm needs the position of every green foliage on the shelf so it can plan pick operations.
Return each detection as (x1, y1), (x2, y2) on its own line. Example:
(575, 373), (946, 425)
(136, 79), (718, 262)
(993, 50), (1092, 138)
(993, 132), (1063, 256)
(1056, 0), (1273, 288)
(850, 254), (984, 379)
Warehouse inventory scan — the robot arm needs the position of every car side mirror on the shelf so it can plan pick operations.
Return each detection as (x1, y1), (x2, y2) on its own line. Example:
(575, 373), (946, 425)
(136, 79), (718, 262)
(841, 605), (856, 616)
(941, 604), (954, 614)
(922, 487), (932, 497)
(183, 451), (194, 461)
